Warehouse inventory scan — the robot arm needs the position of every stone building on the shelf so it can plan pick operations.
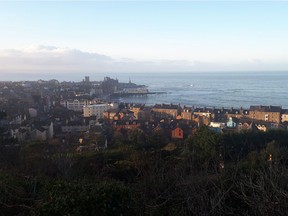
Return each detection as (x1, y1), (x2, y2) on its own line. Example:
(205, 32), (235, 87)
(152, 104), (182, 119)
(249, 105), (282, 123)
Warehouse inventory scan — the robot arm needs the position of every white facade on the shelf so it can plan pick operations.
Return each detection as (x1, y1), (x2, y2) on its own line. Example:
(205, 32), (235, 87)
(42, 122), (54, 139)
(282, 113), (288, 123)
(60, 100), (90, 112)
(210, 122), (226, 128)
(83, 103), (110, 118)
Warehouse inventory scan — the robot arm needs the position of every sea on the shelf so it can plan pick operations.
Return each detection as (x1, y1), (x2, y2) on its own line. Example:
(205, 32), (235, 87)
(98, 71), (288, 109)
(5, 71), (288, 109)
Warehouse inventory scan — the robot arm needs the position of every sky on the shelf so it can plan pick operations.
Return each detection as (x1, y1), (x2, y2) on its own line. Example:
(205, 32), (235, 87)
(0, 1), (288, 79)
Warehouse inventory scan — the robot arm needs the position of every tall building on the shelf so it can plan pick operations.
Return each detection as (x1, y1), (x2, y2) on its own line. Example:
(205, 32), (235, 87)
(84, 76), (90, 83)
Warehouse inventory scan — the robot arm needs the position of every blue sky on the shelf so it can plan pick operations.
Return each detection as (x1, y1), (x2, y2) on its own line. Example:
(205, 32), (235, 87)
(0, 1), (288, 76)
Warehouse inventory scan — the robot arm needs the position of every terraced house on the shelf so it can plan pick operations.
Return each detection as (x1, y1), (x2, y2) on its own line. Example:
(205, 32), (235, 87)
(249, 105), (282, 123)
(152, 104), (182, 119)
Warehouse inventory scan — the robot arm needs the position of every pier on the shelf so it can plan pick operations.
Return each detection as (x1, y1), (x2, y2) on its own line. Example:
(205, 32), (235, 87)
(110, 91), (166, 97)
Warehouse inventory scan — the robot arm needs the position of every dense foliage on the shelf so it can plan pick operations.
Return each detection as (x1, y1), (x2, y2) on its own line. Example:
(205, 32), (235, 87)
(1, 126), (288, 215)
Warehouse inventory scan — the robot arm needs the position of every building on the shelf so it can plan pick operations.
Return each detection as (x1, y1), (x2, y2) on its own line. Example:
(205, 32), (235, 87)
(83, 103), (116, 119)
(30, 127), (47, 141)
(254, 120), (271, 132)
(194, 107), (249, 122)
(112, 120), (141, 130)
(181, 106), (193, 121)
(210, 122), (226, 128)
(102, 77), (118, 94)
(129, 104), (144, 119)
(10, 127), (29, 142)
(237, 119), (258, 131)
(281, 109), (288, 123)
(249, 105), (282, 123)
(171, 127), (184, 139)
(138, 107), (152, 121)
(30, 121), (54, 141)
(61, 122), (89, 133)
(84, 76), (90, 83)
(210, 108), (227, 122)
(226, 117), (239, 128)
(60, 100), (90, 112)
(104, 108), (120, 120)
(225, 107), (249, 119)
(193, 107), (214, 119)
(152, 104), (182, 119)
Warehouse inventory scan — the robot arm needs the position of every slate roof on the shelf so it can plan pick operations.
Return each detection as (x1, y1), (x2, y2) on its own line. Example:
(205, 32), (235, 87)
(35, 127), (46, 132)
(250, 105), (282, 112)
(131, 103), (145, 108)
(194, 107), (214, 113)
(153, 104), (180, 110)
(182, 106), (193, 112)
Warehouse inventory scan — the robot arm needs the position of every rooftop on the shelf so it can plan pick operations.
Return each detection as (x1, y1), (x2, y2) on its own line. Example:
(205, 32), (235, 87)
(153, 103), (180, 110)
(250, 105), (282, 112)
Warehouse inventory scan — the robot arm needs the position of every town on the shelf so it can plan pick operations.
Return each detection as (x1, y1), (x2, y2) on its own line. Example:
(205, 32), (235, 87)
(1, 1), (287, 214)
(1, 76), (288, 215)
(1, 76), (288, 148)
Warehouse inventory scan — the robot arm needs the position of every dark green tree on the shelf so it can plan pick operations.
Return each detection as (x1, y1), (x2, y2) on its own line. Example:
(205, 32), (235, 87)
(186, 126), (222, 171)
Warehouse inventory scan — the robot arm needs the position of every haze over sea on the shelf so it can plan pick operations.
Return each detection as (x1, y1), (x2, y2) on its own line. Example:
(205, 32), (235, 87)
(109, 72), (288, 109)
(5, 71), (288, 109)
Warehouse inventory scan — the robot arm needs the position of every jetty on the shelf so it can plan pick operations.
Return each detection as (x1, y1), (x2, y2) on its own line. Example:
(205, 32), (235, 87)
(110, 91), (166, 97)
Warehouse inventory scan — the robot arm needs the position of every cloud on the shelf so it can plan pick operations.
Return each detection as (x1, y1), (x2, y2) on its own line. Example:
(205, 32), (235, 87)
(0, 45), (199, 73)
(0, 45), (113, 72)
(0, 45), (287, 76)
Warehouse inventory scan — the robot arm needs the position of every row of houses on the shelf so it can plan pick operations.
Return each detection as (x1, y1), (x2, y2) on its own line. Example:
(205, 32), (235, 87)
(215, 117), (283, 132)
(8, 103), (286, 143)
(99, 104), (288, 142)
(109, 116), (284, 142)
(104, 104), (288, 124)
(111, 118), (195, 140)
(38, 103), (288, 135)
(151, 104), (288, 124)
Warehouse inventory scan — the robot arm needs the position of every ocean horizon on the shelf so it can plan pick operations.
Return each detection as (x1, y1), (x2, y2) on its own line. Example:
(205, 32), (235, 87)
(1, 71), (288, 109)
(108, 71), (288, 109)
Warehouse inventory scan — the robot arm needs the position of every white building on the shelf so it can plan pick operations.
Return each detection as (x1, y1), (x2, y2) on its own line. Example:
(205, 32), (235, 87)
(60, 100), (90, 112)
(210, 122), (226, 128)
(83, 103), (117, 118)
